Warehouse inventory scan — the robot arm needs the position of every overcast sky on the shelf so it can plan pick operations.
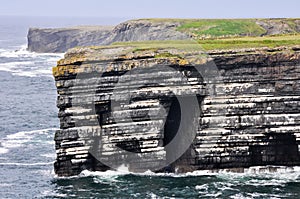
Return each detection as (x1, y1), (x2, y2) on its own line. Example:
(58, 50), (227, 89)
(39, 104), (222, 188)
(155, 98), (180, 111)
(1, 0), (299, 19)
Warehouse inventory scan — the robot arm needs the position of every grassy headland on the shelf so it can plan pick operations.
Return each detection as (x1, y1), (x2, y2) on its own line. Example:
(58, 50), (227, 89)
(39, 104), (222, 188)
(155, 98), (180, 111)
(177, 19), (267, 37)
(112, 34), (300, 52)
(198, 34), (300, 50)
(111, 18), (300, 51)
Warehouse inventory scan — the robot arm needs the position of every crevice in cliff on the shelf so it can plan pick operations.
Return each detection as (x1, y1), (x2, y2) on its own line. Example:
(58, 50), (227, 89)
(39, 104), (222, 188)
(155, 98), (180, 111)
(250, 133), (300, 166)
(164, 96), (200, 172)
(163, 97), (181, 147)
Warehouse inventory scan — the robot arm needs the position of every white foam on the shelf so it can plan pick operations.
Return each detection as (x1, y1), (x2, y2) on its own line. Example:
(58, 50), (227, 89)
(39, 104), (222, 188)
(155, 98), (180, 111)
(61, 165), (300, 182)
(69, 168), (215, 180)
(148, 193), (161, 199)
(246, 192), (288, 198)
(0, 162), (54, 166)
(0, 45), (62, 58)
(40, 190), (68, 198)
(0, 45), (36, 58)
(40, 153), (56, 158)
(0, 183), (12, 187)
(213, 166), (300, 189)
(0, 147), (9, 154)
(246, 178), (286, 187)
(0, 61), (34, 73)
(0, 45), (63, 77)
(3, 45), (64, 58)
(0, 128), (58, 154)
(80, 165), (131, 178)
(195, 184), (209, 190)
(229, 193), (250, 199)
(16, 68), (53, 77)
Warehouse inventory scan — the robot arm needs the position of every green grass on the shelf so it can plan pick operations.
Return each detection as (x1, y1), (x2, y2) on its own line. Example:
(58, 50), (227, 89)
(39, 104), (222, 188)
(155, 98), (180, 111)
(112, 40), (204, 51)
(177, 19), (267, 37)
(112, 18), (300, 51)
(135, 18), (300, 39)
(111, 34), (300, 52)
(199, 34), (300, 50)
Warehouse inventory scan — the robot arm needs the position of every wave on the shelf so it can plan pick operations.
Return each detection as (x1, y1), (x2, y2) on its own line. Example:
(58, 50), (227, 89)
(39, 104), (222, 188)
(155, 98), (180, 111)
(40, 153), (56, 158)
(0, 61), (35, 73)
(0, 128), (58, 154)
(51, 165), (299, 199)
(0, 45), (63, 77)
(0, 45), (64, 58)
(9, 68), (53, 77)
(55, 166), (300, 181)
(0, 147), (9, 154)
(0, 162), (54, 166)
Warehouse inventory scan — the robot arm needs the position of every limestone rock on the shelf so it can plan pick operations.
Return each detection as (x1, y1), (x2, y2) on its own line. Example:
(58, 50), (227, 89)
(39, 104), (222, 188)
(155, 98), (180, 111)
(53, 45), (300, 177)
(27, 26), (113, 53)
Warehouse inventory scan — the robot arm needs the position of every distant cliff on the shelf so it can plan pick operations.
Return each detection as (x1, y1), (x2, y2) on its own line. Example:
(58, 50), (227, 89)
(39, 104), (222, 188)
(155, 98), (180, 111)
(27, 20), (189, 53)
(27, 26), (113, 53)
(53, 43), (300, 176)
(28, 18), (300, 53)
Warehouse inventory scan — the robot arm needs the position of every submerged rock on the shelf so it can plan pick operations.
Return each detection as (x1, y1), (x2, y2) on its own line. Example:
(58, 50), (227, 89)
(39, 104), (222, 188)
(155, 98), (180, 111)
(53, 44), (300, 177)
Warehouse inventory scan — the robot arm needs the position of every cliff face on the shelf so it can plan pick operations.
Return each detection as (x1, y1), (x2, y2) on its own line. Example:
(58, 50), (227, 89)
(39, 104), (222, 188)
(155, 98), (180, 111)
(28, 18), (300, 53)
(27, 21), (189, 53)
(27, 26), (113, 53)
(53, 45), (300, 176)
(103, 20), (189, 43)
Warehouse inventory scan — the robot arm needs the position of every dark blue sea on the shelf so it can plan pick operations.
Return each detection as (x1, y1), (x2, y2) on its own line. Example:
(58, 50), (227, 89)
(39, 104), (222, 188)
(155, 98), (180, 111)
(0, 16), (299, 199)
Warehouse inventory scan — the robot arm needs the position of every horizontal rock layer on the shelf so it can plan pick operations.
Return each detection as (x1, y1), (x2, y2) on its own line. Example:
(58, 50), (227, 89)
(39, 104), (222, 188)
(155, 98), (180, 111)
(27, 26), (113, 53)
(53, 46), (300, 176)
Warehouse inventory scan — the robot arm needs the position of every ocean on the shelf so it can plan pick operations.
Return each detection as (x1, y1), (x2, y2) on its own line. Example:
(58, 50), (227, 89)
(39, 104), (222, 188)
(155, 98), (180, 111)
(0, 16), (299, 199)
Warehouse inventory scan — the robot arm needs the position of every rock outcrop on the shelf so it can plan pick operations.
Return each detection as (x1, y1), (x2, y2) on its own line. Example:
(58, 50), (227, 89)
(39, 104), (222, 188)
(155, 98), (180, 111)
(28, 18), (300, 53)
(256, 19), (300, 35)
(53, 44), (300, 176)
(27, 26), (113, 53)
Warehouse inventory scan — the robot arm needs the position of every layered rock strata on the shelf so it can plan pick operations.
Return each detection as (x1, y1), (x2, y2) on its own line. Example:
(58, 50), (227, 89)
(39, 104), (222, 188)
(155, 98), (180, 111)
(27, 26), (114, 53)
(53, 45), (300, 176)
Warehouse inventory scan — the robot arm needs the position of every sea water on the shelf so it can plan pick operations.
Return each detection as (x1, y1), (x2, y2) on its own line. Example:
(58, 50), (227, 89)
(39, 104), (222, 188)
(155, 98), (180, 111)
(0, 16), (299, 199)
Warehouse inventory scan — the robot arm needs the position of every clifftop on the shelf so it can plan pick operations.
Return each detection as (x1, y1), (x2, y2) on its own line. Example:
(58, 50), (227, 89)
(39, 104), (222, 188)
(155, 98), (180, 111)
(28, 18), (300, 53)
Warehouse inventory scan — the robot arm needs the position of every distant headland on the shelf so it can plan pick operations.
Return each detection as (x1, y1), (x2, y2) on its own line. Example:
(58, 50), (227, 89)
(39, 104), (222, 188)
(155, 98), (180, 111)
(28, 18), (300, 53)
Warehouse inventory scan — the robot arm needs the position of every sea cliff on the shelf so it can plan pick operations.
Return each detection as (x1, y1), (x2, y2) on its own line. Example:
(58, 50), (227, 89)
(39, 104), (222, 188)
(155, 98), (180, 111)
(30, 18), (300, 53)
(53, 42), (300, 176)
(27, 20), (189, 53)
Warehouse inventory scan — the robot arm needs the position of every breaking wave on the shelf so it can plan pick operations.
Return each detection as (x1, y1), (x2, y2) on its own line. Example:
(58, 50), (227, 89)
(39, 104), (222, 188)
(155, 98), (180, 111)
(0, 45), (63, 77)
(0, 128), (58, 155)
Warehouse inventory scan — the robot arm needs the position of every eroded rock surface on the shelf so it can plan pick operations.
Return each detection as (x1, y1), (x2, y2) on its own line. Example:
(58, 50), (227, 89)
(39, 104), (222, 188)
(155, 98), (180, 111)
(53, 45), (300, 176)
(27, 26), (113, 53)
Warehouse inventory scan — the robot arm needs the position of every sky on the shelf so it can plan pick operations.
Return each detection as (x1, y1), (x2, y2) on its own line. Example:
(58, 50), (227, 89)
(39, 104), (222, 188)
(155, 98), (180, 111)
(0, 0), (299, 19)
